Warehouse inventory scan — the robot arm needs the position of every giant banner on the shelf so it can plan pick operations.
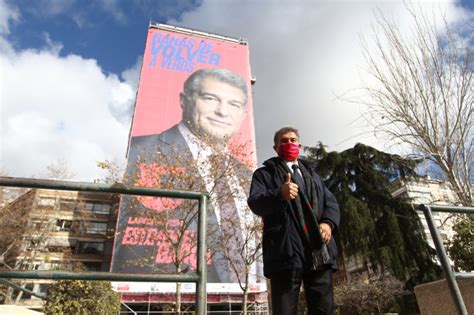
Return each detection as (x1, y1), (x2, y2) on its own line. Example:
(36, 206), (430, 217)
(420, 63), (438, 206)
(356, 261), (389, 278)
(111, 24), (265, 296)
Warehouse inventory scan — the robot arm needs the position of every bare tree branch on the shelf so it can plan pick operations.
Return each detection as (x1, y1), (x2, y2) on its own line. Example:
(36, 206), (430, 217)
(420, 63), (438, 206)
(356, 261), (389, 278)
(359, 4), (473, 205)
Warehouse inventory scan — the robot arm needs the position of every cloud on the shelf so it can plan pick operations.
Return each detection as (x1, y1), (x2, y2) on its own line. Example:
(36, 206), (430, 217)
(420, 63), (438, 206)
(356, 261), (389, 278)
(36, 0), (75, 16)
(107, 57), (142, 125)
(15, 0), (127, 29)
(166, 0), (471, 162)
(121, 56), (142, 92)
(41, 32), (64, 55)
(136, 0), (203, 22)
(98, 0), (127, 24)
(14, 0), (203, 30)
(1, 0), (471, 181)
(0, 0), (19, 35)
(1, 32), (135, 181)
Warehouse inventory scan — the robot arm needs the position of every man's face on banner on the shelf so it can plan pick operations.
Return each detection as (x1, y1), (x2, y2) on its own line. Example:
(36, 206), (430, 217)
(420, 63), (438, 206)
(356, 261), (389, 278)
(181, 76), (246, 142)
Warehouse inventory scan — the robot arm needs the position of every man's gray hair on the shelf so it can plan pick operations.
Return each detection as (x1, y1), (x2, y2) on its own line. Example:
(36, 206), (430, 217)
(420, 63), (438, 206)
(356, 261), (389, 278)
(183, 68), (248, 104)
(274, 127), (300, 145)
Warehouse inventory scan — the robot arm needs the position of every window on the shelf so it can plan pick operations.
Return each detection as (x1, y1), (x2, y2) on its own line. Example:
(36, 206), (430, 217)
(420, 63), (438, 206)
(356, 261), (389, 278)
(83, 262), (102, 271)
(98, 203), (111, 214)
(38, 197), (56, 207)
(43, 262), (64, 270)
(38, 284), (49, 294)
(30, 221), (47, 230)
(59, 199), (75, 211)
(48, 246), (65, 253)
(83, 201), (111, 215)
(56, 219), (72, 231)
(85, 222), (107, 234)
(77, 242), (104, 255)
(21, 262), (41, 270)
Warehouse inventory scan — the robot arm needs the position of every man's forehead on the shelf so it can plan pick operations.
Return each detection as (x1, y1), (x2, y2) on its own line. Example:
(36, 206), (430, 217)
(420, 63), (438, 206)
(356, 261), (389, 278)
(279, 132), (299, 141)
(200, 77), (242, 92)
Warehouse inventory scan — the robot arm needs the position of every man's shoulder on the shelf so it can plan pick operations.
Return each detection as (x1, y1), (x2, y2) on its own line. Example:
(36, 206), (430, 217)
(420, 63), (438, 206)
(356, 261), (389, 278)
(299, 158), (318, 173)
(128, 125), (189, 160)
(251, 157), (280, 178)
(156, 125), (182, 141)
(130, 125), (183, 147)
(299, 158), (325, 184)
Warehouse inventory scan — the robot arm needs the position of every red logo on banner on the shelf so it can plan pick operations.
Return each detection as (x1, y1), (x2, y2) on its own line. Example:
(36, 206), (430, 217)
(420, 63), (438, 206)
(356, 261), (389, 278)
(135, 162), (186, 211)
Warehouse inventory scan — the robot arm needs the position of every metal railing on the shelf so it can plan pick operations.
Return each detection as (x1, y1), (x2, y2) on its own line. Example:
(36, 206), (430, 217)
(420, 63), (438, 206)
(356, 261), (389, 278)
(0, 177), (208, 315)
(418, 204), (473, 315)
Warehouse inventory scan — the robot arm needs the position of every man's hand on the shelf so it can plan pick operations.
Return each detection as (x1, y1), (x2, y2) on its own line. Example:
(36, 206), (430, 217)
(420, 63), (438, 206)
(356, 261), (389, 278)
(281, 173), (299, 201)
(319, 222), (332, 245)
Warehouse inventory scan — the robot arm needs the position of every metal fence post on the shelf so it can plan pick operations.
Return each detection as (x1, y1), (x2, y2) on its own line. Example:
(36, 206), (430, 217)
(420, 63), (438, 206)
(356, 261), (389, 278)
(420, 204), (468, 315)
(196, 195), (208, 315)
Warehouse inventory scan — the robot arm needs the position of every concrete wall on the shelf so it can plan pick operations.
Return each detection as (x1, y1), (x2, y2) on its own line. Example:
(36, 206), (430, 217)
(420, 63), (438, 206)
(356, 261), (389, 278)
(415, 278), (473, 315)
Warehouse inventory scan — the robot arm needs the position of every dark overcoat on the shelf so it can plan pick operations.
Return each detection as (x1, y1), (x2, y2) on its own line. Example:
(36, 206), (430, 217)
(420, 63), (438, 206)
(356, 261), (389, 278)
(248, 157), (340, 277)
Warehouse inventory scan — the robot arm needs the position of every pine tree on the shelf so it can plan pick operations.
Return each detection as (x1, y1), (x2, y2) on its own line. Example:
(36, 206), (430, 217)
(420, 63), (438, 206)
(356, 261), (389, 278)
(304, 142), (441, 287)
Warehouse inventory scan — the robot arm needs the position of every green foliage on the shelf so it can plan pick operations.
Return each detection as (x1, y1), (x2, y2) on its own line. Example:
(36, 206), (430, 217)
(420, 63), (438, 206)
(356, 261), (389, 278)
(43, 279), (120, 315)
(447, 215), (474, 272)
(304, 142), (441, 286)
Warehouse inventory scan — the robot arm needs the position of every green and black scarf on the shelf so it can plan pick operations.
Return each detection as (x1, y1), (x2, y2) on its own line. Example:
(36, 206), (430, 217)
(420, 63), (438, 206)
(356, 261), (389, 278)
(274, 158), (331, 269)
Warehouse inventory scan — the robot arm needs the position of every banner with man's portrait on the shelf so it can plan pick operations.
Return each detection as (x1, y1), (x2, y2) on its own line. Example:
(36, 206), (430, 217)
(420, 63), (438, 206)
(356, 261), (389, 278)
(111, 24), (265, 298)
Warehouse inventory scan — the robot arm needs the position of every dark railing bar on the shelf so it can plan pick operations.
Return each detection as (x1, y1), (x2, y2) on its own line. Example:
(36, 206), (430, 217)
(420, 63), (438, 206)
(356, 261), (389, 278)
(0, 271), (200, 283)
(454, 272), (474, 279)
(0, 278), (46, 299)
(0, 177), (207, 200)
(421, 205), (468, 315)
(416, 204), (474, 214)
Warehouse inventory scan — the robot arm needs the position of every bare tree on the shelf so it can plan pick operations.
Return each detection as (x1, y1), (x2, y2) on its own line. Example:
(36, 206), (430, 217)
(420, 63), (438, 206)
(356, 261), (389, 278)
(42, 159), (75, 180)
(215, 206), (263, 315)
(96, 159), (125, 184)
(210, 146), (264, 315)
(115, 135), (260, 314)
(359, 4), (473, 205)
(122, 145), (208, 314)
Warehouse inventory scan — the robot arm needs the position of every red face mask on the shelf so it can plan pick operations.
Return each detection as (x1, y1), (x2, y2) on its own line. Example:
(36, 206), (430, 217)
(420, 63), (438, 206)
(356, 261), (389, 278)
(278, 142), (300, 161)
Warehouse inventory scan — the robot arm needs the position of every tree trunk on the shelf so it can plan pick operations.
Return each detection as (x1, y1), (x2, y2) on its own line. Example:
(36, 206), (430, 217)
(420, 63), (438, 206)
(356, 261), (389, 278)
(175, 282), (181, 315)
(242, 268), (249, 315)
(176, 264), (181, 315)
(340, 247), (350, 283)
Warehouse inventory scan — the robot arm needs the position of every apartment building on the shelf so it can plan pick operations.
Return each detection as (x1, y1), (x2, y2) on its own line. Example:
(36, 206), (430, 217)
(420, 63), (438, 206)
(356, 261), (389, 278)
(0, 188), (118, 307)
(390, 177), (460, 248)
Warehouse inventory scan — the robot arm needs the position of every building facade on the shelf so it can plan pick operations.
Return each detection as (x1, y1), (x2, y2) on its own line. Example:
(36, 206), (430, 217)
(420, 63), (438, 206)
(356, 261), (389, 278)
(0, 188), (118, 308)
(390, 177), (460, 249)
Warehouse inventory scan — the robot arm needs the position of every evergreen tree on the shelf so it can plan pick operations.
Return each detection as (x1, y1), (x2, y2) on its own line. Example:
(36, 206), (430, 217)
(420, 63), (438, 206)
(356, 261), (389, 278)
(447, 215), (474, 272)
(304, 143), (441, 287)
(43, 279), (120, 314)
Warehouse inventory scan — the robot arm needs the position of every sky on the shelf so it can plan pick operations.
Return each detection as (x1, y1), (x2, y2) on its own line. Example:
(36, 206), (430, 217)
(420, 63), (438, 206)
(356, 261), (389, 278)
(0, 0), (472, 181)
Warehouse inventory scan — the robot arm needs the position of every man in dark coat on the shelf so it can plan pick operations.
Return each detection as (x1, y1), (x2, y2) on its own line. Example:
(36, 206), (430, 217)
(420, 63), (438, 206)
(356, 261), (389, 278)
(248, 126), (340, 315)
